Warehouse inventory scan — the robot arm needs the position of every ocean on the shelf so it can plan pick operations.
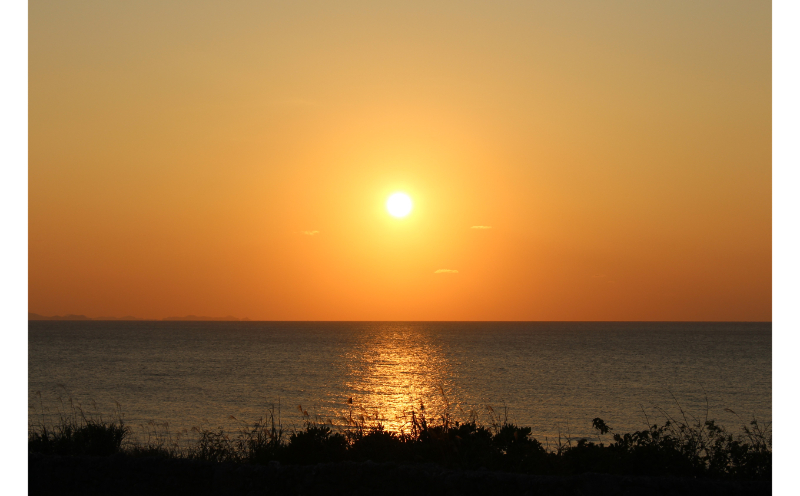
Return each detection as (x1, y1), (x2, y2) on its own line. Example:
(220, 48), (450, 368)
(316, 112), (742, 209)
(28, 321), (771, 445)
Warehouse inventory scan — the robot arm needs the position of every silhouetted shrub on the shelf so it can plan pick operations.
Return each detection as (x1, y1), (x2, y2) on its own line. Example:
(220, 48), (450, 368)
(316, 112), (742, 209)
(349, 426), (408, 462)
(28, 400), (129, 456)
(29, 399), (771, 480)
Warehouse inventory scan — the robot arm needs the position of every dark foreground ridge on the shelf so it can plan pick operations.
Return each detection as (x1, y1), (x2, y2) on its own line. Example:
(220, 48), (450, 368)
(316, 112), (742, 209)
(29, 399), (771, 494)
(29, 453), (770, 496)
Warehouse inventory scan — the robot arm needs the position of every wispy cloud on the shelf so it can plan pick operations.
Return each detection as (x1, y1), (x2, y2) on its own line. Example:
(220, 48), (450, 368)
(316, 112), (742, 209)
(470, 226), (492, 229)
(273, 98), (317, 107)
(300, 230), (320, 236)
(434, 269), (459, 274)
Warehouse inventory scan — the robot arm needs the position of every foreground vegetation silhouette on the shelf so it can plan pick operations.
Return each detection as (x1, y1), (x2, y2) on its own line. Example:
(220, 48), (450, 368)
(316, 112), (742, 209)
(29, 400), (770, 480)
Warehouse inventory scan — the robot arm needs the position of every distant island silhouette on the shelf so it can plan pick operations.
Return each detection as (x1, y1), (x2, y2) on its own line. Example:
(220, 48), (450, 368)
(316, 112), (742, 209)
(28, 313), (93, 321)
(162, 315), (250, 321)
(28, 313), (249, 321)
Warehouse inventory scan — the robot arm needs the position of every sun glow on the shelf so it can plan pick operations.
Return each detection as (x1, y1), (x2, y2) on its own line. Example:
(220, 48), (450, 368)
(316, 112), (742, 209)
(386, 192), (413, 218)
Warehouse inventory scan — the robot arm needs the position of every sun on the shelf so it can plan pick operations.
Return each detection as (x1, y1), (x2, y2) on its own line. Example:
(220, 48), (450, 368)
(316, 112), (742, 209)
(386, 192), (413, 218)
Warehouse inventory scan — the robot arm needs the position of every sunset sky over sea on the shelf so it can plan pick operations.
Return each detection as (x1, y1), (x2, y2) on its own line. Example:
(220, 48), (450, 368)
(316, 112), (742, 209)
(28, 1), (772, 321)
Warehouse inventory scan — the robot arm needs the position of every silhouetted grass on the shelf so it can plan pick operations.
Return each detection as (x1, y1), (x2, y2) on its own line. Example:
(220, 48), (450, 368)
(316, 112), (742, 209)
(28, 394), (129, 457)
(28, 397), (771, 480)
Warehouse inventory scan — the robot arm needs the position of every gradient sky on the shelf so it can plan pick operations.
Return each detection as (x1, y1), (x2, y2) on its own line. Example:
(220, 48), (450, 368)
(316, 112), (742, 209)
(28, 0), (771, 321)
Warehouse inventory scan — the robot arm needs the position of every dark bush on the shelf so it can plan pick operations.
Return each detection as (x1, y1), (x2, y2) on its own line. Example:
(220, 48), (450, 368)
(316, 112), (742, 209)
(28, 405), (129, 457)
(283, 425), (347, 464)
(29, 401), (771, 480)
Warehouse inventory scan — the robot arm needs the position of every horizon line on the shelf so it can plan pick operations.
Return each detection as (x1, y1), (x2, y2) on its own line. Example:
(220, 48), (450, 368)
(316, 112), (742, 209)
(28, 318), (773, 323)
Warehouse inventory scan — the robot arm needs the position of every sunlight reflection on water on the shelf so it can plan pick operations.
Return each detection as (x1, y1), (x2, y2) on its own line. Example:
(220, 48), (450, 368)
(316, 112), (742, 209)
(29, 321), (771, 444)
(341, 324), (456, 431)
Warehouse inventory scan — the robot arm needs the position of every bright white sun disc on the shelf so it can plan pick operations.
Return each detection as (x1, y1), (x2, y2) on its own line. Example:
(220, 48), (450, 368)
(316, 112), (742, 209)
(386, 193), (413, 218)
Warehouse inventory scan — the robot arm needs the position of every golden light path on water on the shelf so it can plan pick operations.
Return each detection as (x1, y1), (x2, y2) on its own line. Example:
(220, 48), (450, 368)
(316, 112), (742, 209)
(28, 322), (773, 447)
(340, 325), (461, 432)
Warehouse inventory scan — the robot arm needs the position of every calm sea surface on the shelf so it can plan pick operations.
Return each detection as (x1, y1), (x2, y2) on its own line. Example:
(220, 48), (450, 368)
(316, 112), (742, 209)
(28, 321), (771, 444)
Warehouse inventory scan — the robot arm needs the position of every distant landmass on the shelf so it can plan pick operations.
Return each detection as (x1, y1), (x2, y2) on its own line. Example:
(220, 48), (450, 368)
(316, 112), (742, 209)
(29, 313), (249, 321)
(29, 313), (92, 320)
(94, 316), (145, 321)
(162, 315), (250, 321)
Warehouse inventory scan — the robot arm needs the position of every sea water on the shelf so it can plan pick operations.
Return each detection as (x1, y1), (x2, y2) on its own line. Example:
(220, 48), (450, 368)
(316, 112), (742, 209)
(28, 321), (771, 444)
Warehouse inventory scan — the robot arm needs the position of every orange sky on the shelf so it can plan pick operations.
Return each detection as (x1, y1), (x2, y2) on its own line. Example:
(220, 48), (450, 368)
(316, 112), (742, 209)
(28, 1), (771, 321)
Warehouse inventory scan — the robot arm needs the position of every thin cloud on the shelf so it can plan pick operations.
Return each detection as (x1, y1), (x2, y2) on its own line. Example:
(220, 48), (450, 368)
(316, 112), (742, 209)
(273, 98), (316, 107)
(300, 230), (320, 236)
(470, 226), (492, 229)
(434, 269), (459, 274)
